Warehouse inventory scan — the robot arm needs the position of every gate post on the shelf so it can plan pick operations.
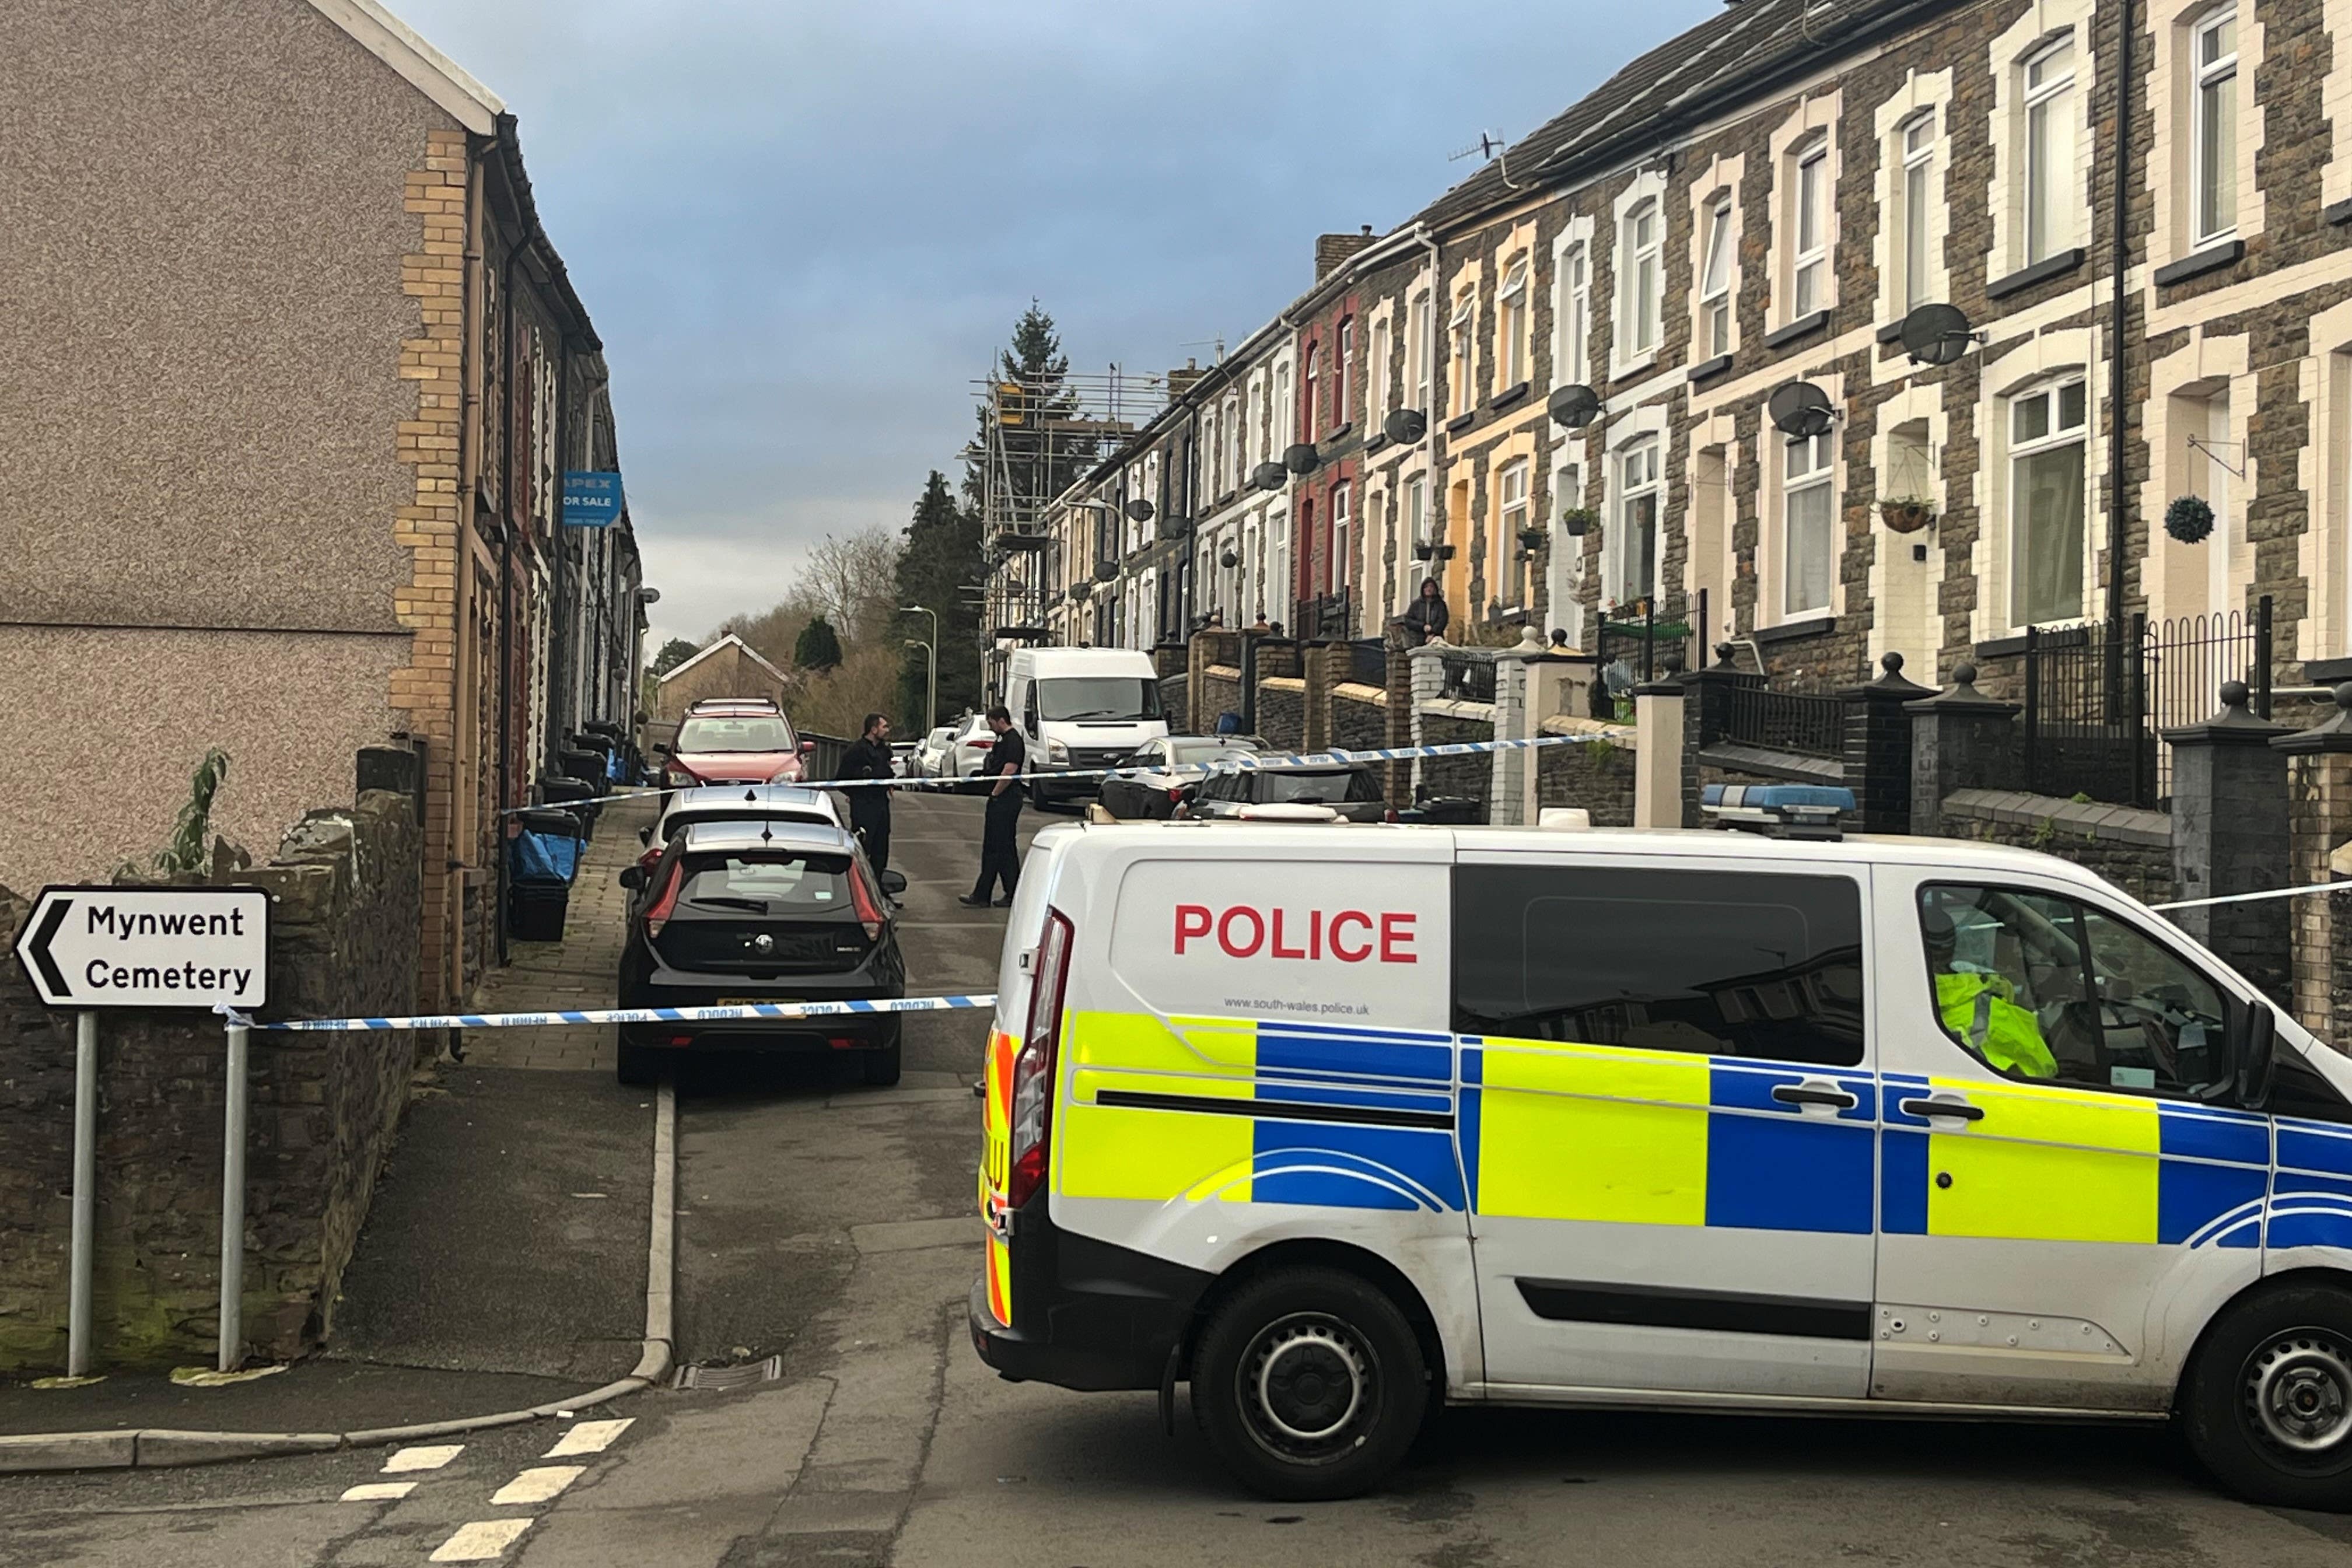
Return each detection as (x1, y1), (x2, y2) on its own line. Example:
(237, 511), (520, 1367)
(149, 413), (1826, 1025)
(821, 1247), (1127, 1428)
(2273, 685), (2352, 1040)
(1905, 664), (2020, 839)
(2165, 681), (2292, 1007)
(1839, 652), (1936, 835)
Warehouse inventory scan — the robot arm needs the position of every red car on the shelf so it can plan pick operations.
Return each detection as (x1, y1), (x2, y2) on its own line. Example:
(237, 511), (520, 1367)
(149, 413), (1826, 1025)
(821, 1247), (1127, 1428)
(657, 704), (811, 788)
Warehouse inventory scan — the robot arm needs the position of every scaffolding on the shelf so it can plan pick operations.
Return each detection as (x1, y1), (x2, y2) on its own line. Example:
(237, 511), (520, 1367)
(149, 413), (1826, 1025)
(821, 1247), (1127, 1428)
(969, 367), (1172, 688)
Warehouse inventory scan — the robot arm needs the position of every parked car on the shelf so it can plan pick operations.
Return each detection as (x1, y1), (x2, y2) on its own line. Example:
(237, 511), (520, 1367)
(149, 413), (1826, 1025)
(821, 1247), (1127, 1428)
(614, 820), (907, 1087)
(911, 724), (957, 779)
(634, 785), (844, 873)
(1097, 736), (1261, 820)
(1182, 761), (1390, 823)
(656, 705), (810, 788)
(947, 713), (998, 779)
(891, 741), (916, 778)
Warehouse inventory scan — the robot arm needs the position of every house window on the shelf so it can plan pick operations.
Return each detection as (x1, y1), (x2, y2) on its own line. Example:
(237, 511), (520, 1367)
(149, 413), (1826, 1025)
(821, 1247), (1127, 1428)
(1245, 383), (1261, 468)
(1622, 202), (1661, 358)
(2009, 378), (2089, 626)
(1497, 459), (1530, 608)
(1791, 140), (1828, 316)
(1402, 475), (1427, 610)
(2192, 7), (2238, 246)
(1612, 439), (1661, 605)
(1450, 287), (1476, 414)
(1223, 397), (1241, 491)
(1337, 318), (1354, 425)
(1275, 363), (1292, 454)
(1410, 290), (1432, 412)
(1303, 345), (1320, 440)
(1901, 111), (1936, 313)
(1699, 196), (1734, 356)
(1498, 256), (1530, 388)
(1370, 318), (1392, 419)
(1331, 482), (1351, 598)
(2024, 37), (2079, 265)
(1559, 242), (1590, 384)
(1781, 430), (1835, 617)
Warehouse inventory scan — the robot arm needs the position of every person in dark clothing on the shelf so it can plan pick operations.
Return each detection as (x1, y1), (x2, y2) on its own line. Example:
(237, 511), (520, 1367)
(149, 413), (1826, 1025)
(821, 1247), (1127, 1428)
(1397, 577), (1451, 642)
(838, 712), (895, 886)
(960, 706), (1026, 908)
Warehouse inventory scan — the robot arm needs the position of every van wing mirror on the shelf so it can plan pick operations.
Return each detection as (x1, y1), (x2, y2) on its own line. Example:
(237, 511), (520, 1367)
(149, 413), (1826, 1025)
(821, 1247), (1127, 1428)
(2239, 1001), (2278, 1110)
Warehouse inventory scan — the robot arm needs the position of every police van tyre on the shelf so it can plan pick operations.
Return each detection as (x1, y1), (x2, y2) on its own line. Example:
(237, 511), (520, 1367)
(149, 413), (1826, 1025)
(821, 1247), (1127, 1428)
(1190, 1266), (1428, 1500)
(2184, 1282), (2352, 1510)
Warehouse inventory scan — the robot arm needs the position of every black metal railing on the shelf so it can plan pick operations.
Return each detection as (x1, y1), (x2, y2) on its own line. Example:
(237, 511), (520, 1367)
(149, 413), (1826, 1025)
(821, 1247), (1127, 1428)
(1713, 682), (1847, 759)
(1299, 591), (1355, 641)
(1438, 647), (1498, 704)
(1595, 592), (1700, 685)
(2148, 596), (2273, 799)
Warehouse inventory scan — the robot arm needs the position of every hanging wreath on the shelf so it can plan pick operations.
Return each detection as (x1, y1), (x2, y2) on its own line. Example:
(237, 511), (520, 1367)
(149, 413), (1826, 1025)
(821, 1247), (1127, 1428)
(2165, 495), (2216, 545)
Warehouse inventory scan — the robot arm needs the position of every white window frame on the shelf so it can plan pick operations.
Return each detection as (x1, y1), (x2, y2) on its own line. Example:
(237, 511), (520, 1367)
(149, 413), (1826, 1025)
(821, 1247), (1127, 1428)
(1497, 458), (1530, 610)
(1779, 430), (1836, 620)
(1790, 140), (1828, 317)
(1699, 196), (1734, 356)
(1401, 476), (1428, 611)
(1303, 344), (1320, 441)
(2023, 37), (2079, 266)
(1620, 201), (1662, 360)
(1901, 111), (1936, 313)
(2007, 376), (2091, 628)
(2191, 6), (2239, 247)
(1337, 317), (1354, 425)
(1548, 459), (1583, 637)
(1370, 317), (1392, 421)
(1223, 396), (1241, 492)
(1410, 290), (1433, 413)
(1610, 439), (1662, 607)
(1331, 481), (1352, 599)
(1498, 257), (1530, 388)
(1450, 287), (1476, 415)
(1558, 240), (1591, 385)
(1274, 362), (1292, 456)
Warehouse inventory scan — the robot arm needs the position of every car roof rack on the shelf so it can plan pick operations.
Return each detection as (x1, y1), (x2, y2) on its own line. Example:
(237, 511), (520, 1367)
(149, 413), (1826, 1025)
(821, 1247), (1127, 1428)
(1699, 783), (1853, 841)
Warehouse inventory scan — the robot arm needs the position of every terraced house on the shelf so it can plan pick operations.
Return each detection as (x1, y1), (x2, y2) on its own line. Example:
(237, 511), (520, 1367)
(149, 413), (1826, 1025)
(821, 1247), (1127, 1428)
(1036, 0), (2352, 806)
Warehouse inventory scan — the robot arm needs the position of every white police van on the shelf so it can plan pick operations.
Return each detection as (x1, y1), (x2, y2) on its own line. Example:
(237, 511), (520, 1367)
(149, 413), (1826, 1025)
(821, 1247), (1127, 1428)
(971, 785), (2352, 1504)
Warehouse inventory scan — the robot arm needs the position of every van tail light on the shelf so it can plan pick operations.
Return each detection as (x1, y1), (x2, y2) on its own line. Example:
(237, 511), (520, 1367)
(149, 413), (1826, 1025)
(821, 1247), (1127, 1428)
(972, 737), (993, 749)
(643, 860), (682, 939)
(849, 863), (886, 941)
(1006, 908), (1073, 1211)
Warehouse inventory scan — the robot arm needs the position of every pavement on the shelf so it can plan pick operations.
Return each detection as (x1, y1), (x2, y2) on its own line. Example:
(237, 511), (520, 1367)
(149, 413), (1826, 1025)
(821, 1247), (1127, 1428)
(15, 791), (2352, 1564)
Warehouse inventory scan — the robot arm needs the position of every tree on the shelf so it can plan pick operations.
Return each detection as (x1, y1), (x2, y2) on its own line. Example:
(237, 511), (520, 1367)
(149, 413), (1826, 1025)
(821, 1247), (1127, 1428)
(803, 528), (902, 647)
(894, 470), (982, 724)
(649, 637), (699, 678)
(794, 615), (844, 673)
(963, 301), (1098, 522)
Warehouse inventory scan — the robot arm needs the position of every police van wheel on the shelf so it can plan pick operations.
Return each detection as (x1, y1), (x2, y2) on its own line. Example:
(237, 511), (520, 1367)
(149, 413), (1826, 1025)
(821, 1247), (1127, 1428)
(2185, 1283), (2352, 1509)
(1191, 1266), (1427, 1500)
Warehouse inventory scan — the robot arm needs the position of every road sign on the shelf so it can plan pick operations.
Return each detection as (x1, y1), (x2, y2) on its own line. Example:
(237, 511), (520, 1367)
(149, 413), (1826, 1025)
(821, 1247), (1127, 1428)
(13, 886), (268, 1009)
(562, 470), (624, 527)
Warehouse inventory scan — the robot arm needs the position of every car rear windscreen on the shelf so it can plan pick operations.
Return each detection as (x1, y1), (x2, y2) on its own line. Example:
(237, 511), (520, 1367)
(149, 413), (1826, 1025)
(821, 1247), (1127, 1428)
(665, 810), (829, 841)
(1257, 769), (1378, 804)
(677, 715), (795, 752)
(677, 852), (852, 914)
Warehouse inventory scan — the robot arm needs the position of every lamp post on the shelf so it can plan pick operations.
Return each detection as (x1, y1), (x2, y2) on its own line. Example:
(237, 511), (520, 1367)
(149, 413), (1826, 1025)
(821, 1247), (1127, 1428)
(900, 604), (938, 733)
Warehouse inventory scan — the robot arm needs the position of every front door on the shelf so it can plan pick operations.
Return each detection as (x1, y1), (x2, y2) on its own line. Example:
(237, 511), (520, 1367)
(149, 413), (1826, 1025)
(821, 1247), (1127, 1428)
(1868, 867), (2266, 1410)
(1458, 856), (1879, 1399)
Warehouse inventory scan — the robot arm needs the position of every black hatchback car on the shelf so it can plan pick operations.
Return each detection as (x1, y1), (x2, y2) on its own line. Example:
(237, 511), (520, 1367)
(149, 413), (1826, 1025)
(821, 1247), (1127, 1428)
(1182, 762), (1391, 822)
(615, 820), (907, 1087)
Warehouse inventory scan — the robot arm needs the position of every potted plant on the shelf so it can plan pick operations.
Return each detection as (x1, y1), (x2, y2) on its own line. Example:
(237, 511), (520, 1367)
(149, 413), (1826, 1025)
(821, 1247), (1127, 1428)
(1517, 526), (1548, 551)
(2165, 495), (2216, 544)
(1878, 495), (1936, 534)
(1559, 506), (1601, 537)
(1413, 538), (1435, 561)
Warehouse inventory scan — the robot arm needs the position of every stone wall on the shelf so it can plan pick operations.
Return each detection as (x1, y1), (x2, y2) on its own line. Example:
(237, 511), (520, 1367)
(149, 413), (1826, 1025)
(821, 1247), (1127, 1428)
(1536, 726), (1637, 826)
(1938, 788), (2175, 905)
(1330, 684), (1388, 752)
(1158, 673), (1188, 733)
(1256, 676), (1306, 752)
(0, 770), (423, 1371)
(2287, 748), (2352, 1045)
(1419, 708), (1495, 816)
(1201, 667), (1242, 733)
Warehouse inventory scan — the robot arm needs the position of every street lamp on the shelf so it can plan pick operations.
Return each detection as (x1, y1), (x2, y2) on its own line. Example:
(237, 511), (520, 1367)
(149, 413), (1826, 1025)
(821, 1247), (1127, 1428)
(900, 604), (939, 733)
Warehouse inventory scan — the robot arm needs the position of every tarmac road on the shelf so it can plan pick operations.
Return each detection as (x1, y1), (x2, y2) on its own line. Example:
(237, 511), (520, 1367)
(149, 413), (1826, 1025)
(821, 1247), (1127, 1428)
(12, 793), (2352, 1565)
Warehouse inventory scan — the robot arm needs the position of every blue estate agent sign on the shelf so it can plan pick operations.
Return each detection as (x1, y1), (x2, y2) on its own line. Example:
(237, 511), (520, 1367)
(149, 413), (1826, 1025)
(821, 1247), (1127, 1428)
(562, 470), (624, 528)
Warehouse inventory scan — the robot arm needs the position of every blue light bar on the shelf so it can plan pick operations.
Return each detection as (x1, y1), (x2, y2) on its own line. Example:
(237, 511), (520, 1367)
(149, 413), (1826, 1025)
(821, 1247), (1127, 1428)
(1699, 783), (1855, 839)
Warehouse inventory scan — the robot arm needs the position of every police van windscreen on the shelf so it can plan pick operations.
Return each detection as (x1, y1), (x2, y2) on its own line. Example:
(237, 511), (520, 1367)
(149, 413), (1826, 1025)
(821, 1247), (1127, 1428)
(1036, 677), (1163, 722)
(677, 715), (796, 752)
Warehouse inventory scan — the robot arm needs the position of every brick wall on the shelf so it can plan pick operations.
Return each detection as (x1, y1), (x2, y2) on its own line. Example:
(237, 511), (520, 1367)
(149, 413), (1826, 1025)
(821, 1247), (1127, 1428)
(1160, 673), (1189, 732)
(1939, 788), (2176, 905)
(1536, 732), (1637, 825)
(0, 776), (423, 1371)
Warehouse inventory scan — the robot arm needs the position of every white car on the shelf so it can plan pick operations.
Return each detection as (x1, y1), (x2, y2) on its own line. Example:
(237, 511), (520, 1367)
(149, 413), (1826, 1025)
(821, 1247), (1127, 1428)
(635, 784), (842, 870)
(947, 715), (999, 779)
(911, 725), (957, 779)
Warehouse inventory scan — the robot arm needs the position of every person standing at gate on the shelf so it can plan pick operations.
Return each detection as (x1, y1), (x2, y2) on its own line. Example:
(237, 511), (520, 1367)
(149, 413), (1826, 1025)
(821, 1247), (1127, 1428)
(838, 712), (895, 887)
(960, 706), (1026, 908)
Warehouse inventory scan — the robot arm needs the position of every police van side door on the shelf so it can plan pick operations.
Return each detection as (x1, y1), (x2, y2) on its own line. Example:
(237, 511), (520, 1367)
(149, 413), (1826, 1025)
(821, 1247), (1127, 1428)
(1458, 853), (1878, 1400)
(1867, 863), (2266, 1412)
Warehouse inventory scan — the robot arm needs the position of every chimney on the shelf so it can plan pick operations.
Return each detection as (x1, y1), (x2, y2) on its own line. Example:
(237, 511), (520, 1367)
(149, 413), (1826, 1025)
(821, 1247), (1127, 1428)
(1168, 358), (1207, 399)
(1314, 225), (1378, 282)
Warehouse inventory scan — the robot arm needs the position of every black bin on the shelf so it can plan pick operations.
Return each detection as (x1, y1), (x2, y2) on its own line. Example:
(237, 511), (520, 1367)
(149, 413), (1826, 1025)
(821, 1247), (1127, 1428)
(508, 809), (584, 942)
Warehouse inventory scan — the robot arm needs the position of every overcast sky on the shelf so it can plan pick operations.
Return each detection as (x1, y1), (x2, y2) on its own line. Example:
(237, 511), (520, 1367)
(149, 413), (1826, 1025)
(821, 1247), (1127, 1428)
(389, 0), (1718, 647)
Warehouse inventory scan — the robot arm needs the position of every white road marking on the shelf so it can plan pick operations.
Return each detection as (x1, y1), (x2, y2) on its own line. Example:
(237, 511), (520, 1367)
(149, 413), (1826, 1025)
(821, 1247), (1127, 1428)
(429, 1519), (533, 1562)
(338, 1480), (416, 1502)
(383, 1443), (464, 1473)
(489, 1465), (585, 1506)
(544, 1418), (632, 1457)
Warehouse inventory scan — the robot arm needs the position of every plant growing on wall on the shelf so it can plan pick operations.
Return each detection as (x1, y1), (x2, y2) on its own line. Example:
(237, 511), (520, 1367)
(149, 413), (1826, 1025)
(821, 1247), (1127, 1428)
(1877, 495), (1936, 534)
(2165, 494), (2216, 544)
(119, 748), (233, 878)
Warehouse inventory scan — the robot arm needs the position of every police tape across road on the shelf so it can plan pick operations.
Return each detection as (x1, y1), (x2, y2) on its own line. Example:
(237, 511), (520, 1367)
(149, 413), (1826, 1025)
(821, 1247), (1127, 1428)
(499, 730), (1619, 814)
(219, 993), (1002, 1034)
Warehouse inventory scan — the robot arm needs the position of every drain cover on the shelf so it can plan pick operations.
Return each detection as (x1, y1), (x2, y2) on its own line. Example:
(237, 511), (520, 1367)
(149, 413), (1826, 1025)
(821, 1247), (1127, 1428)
(674, 1354), (783, 1391)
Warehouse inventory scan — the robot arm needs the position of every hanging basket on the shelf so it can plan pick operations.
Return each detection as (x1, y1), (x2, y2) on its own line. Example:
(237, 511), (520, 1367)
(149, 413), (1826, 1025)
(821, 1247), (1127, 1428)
(1219, 548), (1239, 569)
(2165, 494), (2216, 544)
(1412, 540), (1435, 560)
(1878, 498), (1935, 535)
(1517, 527), (1548, 551)
(1558, 507), (1600, 538)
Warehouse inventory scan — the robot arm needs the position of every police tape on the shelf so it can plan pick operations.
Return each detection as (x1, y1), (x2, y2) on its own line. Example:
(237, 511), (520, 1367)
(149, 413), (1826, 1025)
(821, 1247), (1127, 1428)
(222, 993), (999, 1034)
(503, 730), (1621, 813)
(2152, 881), (2352, 912)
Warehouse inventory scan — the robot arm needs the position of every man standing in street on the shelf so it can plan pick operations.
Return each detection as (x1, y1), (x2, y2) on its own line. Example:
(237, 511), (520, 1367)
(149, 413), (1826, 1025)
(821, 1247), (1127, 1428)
(959, 705), (1025, 908)
(838, 712), (895, 885)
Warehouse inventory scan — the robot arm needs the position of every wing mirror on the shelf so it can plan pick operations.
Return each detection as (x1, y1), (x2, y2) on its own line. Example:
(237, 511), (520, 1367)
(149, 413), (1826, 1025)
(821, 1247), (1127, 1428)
(638, 826), (653, 845)
(799, 738), (817, 755)
(618, 866), (647, 890)
(2239, 1001), (2278, 1109)
(879, 870), (909, 897)
(652, 743), (673, 758)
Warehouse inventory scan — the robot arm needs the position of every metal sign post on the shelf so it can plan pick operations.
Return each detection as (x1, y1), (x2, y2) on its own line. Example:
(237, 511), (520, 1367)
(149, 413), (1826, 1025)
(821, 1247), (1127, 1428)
(13, 886), (269, 1377)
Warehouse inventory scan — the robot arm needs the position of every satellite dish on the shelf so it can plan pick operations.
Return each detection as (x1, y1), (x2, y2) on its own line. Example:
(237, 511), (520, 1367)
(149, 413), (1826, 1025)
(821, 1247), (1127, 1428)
(1251, 461), (1288, 492)
(1546, 384), (1601, 428)
(1899, 302), (1978, 367)
(1384, 408), (1428, 444)
(1124, 498), (1154, 523)
(1284, 442), (1321, 477)
(1766, 380), (1836, 439)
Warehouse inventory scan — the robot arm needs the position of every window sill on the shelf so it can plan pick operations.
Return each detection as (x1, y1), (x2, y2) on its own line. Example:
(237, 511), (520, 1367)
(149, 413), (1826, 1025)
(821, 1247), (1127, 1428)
(2152, 239), (2244, 288)
(1752, 615), (1836, 648)
(1986, 247), (2086, 300)
(1689, 352), (1734, 383)
(2305, 656), (2352, 685)
(1363, 430), (1390, 454)
(1763, 310), (1831, 351)
(2329, 200), (2352, 228)
(1875, 319), (1907, 345)
(1216, 489), (1239, 507)
(1323, 421), (1353, 444)
(1444, 410), (1479, 435)
(1489, 381), (1531, 412)
(1611, 352), (1659, 384)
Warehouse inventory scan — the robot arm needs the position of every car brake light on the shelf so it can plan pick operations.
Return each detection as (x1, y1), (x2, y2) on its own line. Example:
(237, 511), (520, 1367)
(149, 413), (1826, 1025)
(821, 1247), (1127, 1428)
(972, 737), (992, 749)
(1007, 908), (1072, 1210)
(849, 863), (885, 940)
(1167, 785), (1184, 803)
(1384, 807), (1399, 824)
(644, 860), (682, 939)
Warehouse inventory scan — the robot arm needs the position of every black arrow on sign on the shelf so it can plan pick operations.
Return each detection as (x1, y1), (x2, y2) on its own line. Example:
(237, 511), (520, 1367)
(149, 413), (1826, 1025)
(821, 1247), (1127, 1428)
(25, 896), (71, 1000)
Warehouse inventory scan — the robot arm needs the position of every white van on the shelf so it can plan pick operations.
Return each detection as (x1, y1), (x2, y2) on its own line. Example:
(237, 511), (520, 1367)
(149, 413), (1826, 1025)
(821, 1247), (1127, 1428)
(971, 792), (2352, 1507)
(1002, 646), (1170, 808)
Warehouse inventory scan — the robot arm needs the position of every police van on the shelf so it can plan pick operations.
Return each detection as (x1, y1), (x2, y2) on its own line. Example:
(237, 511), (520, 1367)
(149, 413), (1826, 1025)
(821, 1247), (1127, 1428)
(970, 787), (2352, 1504)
